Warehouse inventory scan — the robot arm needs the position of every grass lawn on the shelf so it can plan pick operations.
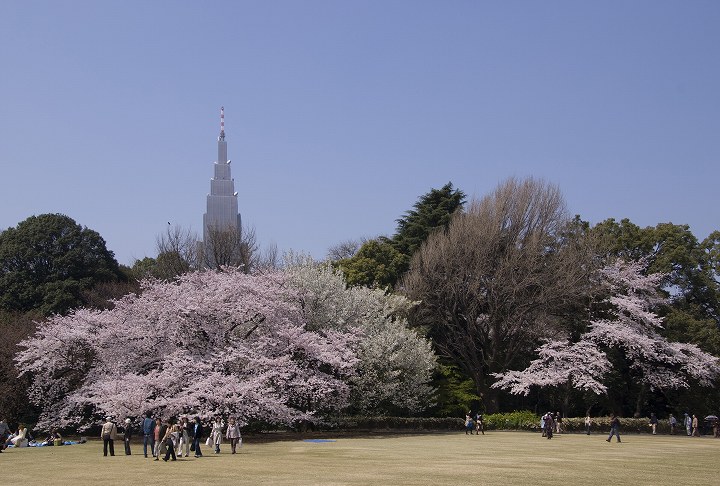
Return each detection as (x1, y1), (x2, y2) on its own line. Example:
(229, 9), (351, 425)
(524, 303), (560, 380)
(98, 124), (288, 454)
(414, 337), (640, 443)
(2, 431), (717, 485)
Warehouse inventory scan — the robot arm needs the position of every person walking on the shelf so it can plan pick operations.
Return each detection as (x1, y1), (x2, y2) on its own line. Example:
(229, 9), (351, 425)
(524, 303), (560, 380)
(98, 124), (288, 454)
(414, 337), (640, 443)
(176, 416), (190, 458)
(543, 412), (554, 439)
(684, 413), (692, 436)
(225, 417), (242, 454)
(669, 414), (677, 435)
(585, 414), (592, 435)
(464, 412), (474, 435)
(101, 417), (118, 456)
(606, 414), (621, 443)
(475, 413), (485, 435)
(192, 416), (204, 458)
(162, 419), (177, 462)
(649, 413), (658, 435)
(211, 416), (224, 453)
(154, 420), (167, 461)
(142, 413), (155, 458)
(555, 412), (562, 434)
(123, 418), (133, 455)
(692, 414), (700, 437)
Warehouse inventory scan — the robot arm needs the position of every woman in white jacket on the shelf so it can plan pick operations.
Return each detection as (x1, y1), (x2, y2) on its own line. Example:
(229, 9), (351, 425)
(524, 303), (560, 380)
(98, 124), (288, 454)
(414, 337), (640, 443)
(10, 424), (28, 447)
(176, 416), (190, 457)
(210, 416), (224, 454)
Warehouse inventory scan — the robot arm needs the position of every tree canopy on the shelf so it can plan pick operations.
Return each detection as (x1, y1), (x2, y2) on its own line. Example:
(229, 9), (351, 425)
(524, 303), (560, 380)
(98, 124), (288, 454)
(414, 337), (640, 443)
(492, 259), (720, 415)
(16, 260), (437, 430)
(403, 177), (592, 412)
(336, 182), (465, 288)
(0, 214), (124, 315)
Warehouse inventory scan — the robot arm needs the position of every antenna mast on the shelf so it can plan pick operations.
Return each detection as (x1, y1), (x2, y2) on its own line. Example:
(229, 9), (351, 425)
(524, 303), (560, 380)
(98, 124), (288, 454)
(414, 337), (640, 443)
(219, 106), (225, 141)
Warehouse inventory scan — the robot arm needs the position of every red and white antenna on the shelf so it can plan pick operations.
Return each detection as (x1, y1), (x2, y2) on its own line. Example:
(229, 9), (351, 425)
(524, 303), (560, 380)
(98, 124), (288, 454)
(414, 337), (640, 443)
(220, 106), (225, 137)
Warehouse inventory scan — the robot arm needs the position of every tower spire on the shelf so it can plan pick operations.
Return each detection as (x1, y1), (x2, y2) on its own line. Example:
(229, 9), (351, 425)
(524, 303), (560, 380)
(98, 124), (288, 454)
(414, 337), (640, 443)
(219, 106), (225, 141)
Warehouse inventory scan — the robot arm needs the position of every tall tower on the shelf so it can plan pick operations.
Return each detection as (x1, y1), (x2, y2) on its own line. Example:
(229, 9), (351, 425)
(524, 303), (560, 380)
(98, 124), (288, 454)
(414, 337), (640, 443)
(201, 106), (241, 267)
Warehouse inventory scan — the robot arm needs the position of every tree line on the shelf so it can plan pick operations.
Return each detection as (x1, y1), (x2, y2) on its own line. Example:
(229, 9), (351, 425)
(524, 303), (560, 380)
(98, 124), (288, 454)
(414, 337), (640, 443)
(1, 177), (719, 427)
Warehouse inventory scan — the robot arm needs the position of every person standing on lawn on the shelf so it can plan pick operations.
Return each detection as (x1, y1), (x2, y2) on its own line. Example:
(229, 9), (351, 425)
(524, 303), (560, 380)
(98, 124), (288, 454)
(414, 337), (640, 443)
(649, 413), (658, 435)
(142, 413), (155, 458)
(192, 416), (204, 458)
(162, 419), (177, 462)
(606, 414), (621, 443)
(101, 417), (118, 456)
(123, 418), (133, 455)
(225, 417), (242, 454)
(692, 415), (700, 437)
(585, 414), (592, 435)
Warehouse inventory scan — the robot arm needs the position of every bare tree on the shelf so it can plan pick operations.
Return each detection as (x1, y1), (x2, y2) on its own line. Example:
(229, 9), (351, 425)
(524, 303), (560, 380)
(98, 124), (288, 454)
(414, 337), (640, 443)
(402, 177), (594, 412)
(256, 242), (280, 271)
(326, 238), (364, 261)
(202, 224), (259, 273)
(155, 225), (200, 279)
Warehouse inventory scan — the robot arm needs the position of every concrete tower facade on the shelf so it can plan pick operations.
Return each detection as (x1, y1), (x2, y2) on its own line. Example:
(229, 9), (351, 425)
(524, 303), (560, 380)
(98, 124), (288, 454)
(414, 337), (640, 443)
(201, 107), (241, 266)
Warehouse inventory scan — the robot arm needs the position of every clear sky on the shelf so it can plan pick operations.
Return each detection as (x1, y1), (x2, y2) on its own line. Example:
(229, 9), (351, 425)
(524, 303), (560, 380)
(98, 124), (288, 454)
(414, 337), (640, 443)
(1, 1), (718, 266)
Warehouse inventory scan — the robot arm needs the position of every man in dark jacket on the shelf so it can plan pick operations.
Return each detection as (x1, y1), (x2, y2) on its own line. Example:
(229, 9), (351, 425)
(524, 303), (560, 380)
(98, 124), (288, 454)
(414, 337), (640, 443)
(606, 414), (621, 443)
(192, 417), (204, 458)
(142, 413), (155, 458)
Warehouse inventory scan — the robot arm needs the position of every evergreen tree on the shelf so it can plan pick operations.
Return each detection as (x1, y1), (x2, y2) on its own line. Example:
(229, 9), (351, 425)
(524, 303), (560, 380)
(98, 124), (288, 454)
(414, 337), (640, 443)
(0, 214), (124, 315)
(336, 183), (465, 289)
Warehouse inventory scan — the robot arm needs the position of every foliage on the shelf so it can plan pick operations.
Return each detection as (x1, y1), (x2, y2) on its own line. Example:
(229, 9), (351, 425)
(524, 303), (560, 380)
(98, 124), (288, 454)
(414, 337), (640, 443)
(427, 362), (482, 418)
(334, 183), (465, 289)
(403, 177), (593, 412)
(591, 219), (720, 336)
(493, 259), (720, 404)
(15, 269), (360, 431)
(327, 416), (463, 431)
(335, 239), (406, 289)
(390, 182), (466, 259)
(482, 411), (541, 431)
(0, 311), (39, 424)
(286, 256), (437, 416)
(0, 214), (124, 315)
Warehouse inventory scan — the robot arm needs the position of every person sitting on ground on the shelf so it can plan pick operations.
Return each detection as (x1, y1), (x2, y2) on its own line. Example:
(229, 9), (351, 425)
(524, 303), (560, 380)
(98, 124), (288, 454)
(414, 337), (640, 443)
(44, 428), (63, 446)
(0, 418), (10, 451)
(9, 424), (28, 447)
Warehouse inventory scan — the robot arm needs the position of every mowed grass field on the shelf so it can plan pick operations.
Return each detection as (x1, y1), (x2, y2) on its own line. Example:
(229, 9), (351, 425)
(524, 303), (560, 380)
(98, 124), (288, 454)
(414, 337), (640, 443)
(2, 431), (717, 485)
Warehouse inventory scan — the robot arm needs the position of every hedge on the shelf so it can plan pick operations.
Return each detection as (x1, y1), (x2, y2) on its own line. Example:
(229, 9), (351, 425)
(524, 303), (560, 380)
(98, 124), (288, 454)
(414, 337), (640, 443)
(315, 414), (713, 434)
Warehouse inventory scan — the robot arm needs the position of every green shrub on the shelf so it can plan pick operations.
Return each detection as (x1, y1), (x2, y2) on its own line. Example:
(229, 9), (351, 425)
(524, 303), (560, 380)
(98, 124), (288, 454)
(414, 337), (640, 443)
(483, 411), (541, 431)
(325, 416), (463, 431)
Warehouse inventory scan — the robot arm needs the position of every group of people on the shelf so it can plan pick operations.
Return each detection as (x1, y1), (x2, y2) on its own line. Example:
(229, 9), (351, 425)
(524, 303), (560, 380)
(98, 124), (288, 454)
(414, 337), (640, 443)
(651, 412), (707, 437)
(461, 410), (717, 442)
(101, 413), (242, 461)
(464, 412), (485, 435)
(0, 419), (65, 451)
(1, 419), (27, 450)
(540, 411), (563, 438)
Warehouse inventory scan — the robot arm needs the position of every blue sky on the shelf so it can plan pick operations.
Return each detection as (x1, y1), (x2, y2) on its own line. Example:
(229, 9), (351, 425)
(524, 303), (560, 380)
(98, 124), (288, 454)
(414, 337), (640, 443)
(1, 1), (718, 266)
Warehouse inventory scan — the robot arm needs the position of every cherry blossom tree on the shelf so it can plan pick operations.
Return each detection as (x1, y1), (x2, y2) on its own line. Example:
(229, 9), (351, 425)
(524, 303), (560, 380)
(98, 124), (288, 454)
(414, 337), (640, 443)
(15, 269), (359, 430)
(492, 259), (720, 401)
(286, 255), (436, 415)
